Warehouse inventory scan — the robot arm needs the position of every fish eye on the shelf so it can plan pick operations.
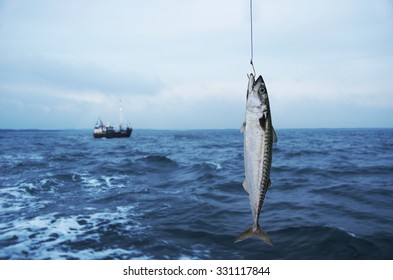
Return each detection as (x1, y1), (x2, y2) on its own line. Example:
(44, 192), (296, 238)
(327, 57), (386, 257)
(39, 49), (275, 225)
(258, 87), (265, 94)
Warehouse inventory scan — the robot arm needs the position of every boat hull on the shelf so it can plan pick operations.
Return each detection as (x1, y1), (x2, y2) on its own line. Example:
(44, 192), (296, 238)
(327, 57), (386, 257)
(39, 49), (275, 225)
(93, 129), (132, 139)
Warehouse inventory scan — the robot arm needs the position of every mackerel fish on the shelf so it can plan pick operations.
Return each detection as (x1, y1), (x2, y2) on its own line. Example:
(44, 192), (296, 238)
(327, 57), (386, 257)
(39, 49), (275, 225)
(236, 73), (278, 246)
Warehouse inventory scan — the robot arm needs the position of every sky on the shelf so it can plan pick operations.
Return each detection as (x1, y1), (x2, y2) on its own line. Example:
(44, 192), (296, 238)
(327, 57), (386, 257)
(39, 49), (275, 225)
(0, 0), (392, 130)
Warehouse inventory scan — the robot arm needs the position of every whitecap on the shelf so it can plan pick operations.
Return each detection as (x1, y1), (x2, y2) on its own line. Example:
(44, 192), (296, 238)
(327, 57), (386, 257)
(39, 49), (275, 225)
(0, 185), (46, 213)
(76, 172), (102, 188)
(337, 226), (357, 238)
(207, 161), (222, 170)
(324, 225), (357, 238)
(102, 175), (126, 189)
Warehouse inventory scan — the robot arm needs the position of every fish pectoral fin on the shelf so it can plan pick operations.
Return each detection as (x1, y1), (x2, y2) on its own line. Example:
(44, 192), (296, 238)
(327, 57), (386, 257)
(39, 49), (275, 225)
(242, 180), (250, 193)
(273, 127), (278, 143)
(259, 114), (267, 131)
(268, 178), (272, 189)
(235, 224), (274, 246)
(240, 122), (246, 133)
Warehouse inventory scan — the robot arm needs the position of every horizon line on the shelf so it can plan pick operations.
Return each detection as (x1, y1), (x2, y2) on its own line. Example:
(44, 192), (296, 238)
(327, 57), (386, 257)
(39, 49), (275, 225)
(1, 126), (392, 131)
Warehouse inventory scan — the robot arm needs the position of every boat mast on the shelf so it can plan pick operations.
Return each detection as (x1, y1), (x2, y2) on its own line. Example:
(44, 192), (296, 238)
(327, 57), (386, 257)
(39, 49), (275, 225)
(119, 99), (124, 127)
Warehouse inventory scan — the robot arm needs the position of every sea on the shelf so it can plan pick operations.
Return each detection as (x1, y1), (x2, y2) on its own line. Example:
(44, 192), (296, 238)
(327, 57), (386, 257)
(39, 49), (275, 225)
(0, 128), (392, 260)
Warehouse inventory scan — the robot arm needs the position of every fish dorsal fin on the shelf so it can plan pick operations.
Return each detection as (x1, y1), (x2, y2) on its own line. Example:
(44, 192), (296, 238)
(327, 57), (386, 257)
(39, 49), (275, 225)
(242, 180), (250, 194)
(240, 122), (246, 133)
(273, 127), (278, 143)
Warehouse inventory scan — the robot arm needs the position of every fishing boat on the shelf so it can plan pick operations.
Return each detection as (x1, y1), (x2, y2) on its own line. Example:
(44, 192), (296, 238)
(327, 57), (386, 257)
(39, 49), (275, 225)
(93, 120), (132, 138)
(93, 103), (132, 138)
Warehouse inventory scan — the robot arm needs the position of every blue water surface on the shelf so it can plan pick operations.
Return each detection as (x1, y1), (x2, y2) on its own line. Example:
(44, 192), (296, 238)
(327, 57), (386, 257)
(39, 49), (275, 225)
(0, 128), (392, 259)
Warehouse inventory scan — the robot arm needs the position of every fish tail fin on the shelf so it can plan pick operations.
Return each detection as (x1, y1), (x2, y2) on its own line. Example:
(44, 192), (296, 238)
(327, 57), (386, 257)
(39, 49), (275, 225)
(235, 225), (274, 246)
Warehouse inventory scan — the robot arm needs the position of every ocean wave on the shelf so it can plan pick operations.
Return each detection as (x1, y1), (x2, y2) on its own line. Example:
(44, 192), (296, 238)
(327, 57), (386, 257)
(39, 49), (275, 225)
(0, 206), (151, 259)
(0, 186), (40, 215)
(173, 162), (224, 186)
(173, 133), (203, 141)
(136, 155), (178, 168)
(72, 172), (127, 191)
(188, 162), (223, 173)
(281, 149), (330, 158)
(270, 225), (389, 259)
(0, 153), (46, 171)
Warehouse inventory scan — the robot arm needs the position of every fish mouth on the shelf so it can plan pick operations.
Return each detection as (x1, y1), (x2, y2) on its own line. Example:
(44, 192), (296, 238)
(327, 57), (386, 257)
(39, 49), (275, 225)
(248, 73), (255, 86)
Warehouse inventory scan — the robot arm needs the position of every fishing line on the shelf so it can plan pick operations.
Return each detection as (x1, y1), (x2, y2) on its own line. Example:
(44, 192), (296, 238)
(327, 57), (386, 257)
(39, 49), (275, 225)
(249, 0), (256, 76)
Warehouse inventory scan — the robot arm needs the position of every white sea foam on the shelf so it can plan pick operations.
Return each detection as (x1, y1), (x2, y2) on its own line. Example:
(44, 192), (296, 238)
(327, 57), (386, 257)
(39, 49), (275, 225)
(0, 205), (149, 259)
(1, 153), (44, 164)
(102, 175), (126, 188)
(0, 185), (44, 213)
(207, 161), (222, 170)
(74, 172), (126, 191)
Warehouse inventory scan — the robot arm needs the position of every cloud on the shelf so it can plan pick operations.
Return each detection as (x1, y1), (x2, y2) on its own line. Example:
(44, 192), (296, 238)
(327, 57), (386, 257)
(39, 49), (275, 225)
(0, 0), (392, 129)
(0, 56), (162, 96)
(108, 80), (245, 129)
